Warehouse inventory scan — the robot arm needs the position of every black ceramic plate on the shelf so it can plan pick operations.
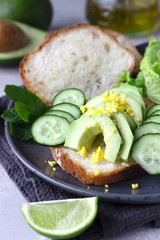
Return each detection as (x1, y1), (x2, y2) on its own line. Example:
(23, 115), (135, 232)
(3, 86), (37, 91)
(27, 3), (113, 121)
(5, 43), (160, 204)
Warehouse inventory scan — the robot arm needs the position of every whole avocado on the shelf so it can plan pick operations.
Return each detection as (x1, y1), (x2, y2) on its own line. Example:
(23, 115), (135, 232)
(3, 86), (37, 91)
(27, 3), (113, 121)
(0, 0), (53, 30)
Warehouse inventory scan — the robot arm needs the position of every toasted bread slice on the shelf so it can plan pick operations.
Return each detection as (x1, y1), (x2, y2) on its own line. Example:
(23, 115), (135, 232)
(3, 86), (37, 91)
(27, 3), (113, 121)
(20, 24), (136, 104)
(50, 146), (146, 185)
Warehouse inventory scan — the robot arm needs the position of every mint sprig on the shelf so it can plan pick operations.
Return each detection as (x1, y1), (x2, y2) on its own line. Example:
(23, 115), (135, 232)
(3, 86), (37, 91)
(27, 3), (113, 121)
(1, 85), (48, 140)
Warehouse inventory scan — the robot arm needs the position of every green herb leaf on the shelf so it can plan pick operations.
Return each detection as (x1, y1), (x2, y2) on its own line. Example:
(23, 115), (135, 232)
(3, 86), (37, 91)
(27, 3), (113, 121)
(119, 70), (135, 85)
(10, 122), (32, 140)
(135, 71), (145, 87)
(1, 107), (22, 123)
(5, 85), (48, 116)
(15, 101), (36, 123)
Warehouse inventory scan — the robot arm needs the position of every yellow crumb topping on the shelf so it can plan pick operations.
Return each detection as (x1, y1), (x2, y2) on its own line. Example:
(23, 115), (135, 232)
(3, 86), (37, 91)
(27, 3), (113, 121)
(105, 184), (109, 188)
(112, 128), (116, 133)
(78, 146), (88, 157)
(105, 189), (109, 192)
(132, 183), (139, 189)
(84, 125), (87, 130)
(91, 146), (104, 163)
(94, 121), (98, 126)
(94, 169), (100, 176)
(80, 106), (86, 114)
(53, 167), (56, 171)
(102, 91), (134, 117)
(48, 161), (56, 167)
(136, 118), (141, 122)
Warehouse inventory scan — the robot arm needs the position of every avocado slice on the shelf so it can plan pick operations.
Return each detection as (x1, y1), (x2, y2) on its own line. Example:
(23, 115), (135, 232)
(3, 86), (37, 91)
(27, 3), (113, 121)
(0, 20), (46, 66)
(85, 95), (103, 110)
(65, 114), (122, 163)
(112, 88), (146, 118)
(92, 102), (134, 161)
(118, 83), (142, 98)
(112, 112), (134, 161)
(85, 91), (143, 125)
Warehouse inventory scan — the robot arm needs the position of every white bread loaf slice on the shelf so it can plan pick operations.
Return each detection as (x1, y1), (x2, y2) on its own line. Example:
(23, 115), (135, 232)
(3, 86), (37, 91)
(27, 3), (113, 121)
(50, 146), (146, 185)
(20, 24), (136, 104)
(104, 29), (142, 75)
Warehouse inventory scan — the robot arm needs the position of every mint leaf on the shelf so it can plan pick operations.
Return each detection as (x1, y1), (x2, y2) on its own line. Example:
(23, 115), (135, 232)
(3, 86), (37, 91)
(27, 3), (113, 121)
(15, 101), (35, 123)
(10, 123), (32, 140)
(1, 107), (22, 123)
(5, 85), (48, 117)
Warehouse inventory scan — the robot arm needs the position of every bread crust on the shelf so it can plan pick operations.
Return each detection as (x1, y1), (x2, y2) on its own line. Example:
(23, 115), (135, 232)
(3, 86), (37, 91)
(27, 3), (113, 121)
(50, 147), (146, 185)
(19, 24), (136, 104)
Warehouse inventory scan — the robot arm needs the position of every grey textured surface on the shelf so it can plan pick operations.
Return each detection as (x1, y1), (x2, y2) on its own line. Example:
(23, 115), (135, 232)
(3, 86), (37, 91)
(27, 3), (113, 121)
(1, 0), (160, 240)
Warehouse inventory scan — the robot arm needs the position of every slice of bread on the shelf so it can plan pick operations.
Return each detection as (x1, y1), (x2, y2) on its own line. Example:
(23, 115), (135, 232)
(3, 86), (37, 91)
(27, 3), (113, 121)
(20, 24), (136, 104)
(103, 29), (142, 75)
(50, 146), (146, 185)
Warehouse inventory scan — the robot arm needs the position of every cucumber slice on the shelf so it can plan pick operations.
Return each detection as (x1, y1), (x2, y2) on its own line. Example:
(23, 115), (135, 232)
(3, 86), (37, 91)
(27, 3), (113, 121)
(146, 105), (160, 118)
(134, 122), (160, 141)
(51, 103), (81, 119)
(52, 88), (85, 107)
(151, 110), (160, 116)
(132, 134), (160, 174)
(143, 115), (160, 124)
(31, 115), (70, 146)
(45, 110), (75, 122)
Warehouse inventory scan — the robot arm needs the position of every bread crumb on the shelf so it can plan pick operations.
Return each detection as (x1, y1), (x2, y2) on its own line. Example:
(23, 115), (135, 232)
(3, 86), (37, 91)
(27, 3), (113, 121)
(132, 183), (139, 189)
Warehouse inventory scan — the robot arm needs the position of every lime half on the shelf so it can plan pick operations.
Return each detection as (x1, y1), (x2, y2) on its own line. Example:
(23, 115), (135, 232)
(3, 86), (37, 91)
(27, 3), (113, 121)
(20, 197), (98, 239)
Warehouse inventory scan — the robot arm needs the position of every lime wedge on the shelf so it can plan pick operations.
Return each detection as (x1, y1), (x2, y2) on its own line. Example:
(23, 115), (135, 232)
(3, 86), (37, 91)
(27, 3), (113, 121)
(20, 197), (98, 239)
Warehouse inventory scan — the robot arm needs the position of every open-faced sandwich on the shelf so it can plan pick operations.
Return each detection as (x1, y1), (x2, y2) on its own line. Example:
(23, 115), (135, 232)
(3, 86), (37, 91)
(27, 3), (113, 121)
(3, 25), (160, 186)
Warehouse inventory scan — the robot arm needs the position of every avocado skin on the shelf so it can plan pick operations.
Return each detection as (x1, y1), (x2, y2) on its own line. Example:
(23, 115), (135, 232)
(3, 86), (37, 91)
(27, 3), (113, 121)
(0, 20), (46, 66)
(0, 0), (53, 30)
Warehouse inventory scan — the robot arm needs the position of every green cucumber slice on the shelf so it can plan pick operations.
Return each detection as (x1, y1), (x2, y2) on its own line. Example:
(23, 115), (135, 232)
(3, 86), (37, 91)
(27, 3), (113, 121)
(146, 105), (160, 118)
(134, 122), (160, 141)
(51, 103), (81, 119)
(52, 88), (85, 107)
(45, 110), (75, 122)
(151, 110), (160, 116)
(31, 115), (70, 146)
(132, 134), (160, 174)
(143, 115), (160, 124)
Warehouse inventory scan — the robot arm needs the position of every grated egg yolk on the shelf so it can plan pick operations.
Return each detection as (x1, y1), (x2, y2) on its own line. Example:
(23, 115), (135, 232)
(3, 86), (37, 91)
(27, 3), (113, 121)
(80, 106), (86, 114)
(78, 146), (88, 157)
(94, 169), (100, 176)
(132, 183), (139, 189)
(48, 161), (56, 167)
(91, 146), (104, 163)
(102, 91), (134, 117)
